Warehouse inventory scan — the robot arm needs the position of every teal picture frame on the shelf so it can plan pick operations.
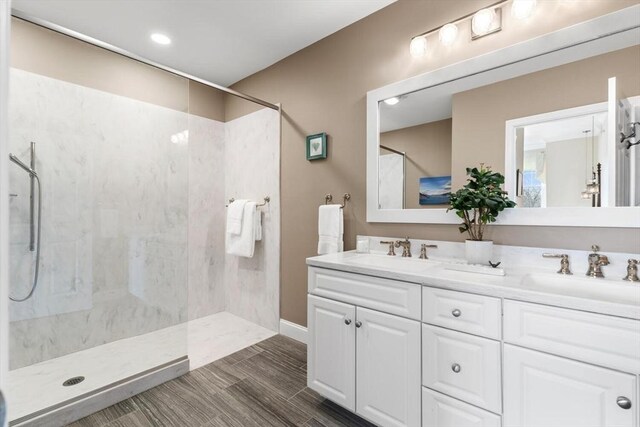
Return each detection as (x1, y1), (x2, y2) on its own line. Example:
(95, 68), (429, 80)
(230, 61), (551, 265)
(306, 132), (327, 160)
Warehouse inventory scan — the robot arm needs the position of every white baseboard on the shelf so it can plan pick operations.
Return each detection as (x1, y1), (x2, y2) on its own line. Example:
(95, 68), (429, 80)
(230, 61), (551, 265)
(279, 319), (307, 344)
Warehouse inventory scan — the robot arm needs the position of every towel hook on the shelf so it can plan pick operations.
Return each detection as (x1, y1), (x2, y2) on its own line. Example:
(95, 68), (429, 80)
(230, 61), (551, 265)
(324, 193), (350, 209)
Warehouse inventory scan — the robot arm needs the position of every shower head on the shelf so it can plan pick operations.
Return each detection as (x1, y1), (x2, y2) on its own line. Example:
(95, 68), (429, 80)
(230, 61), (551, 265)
(9, 153), (38, 178)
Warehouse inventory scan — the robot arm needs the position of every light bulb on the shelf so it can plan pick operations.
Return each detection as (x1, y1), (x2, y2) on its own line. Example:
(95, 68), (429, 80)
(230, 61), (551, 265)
(409, 36), (428, 58)
(511, 0), (537, 20)
(384, 97), (400, 106)
(439, 23), (459, 46)
(151, 33), (172, 45)
(472, 8), (496, 36)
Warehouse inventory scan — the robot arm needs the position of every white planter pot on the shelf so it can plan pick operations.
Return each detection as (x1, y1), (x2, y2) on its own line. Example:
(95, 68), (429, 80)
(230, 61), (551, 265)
(465, 240), (493, 265)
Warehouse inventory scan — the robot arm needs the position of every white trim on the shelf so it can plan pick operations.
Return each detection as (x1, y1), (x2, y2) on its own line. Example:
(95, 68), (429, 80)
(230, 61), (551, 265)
(366, 5), (640, 227)
(279, 319), (307, 344)
(0, 1), (10, 425)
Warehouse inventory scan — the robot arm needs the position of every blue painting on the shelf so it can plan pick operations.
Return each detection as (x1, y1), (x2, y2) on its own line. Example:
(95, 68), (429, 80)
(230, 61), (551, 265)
(419, 176), (452, 205)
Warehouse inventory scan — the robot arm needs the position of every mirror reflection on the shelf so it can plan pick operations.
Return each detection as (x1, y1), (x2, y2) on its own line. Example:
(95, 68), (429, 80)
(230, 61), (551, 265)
(377, 44), (640, 210)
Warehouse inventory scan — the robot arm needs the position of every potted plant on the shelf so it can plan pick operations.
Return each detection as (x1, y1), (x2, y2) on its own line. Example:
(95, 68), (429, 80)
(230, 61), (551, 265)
(448, 164), (516, 265)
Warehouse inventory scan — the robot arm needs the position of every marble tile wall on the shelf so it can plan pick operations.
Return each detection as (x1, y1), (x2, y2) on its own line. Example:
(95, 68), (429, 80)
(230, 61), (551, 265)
(8, 69), (281, 371)
(224, 108), (281, 332)
(8, 69), (189, 369)
(188, 114), (226, 320)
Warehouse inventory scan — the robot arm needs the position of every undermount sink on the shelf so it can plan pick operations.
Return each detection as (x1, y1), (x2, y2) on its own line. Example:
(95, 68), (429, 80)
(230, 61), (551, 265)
(520, 273), (640, 304)
(345, 253), (440, 273)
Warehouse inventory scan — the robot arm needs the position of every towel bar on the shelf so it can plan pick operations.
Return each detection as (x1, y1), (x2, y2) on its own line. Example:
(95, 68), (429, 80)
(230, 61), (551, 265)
(226, 196), (270, 208)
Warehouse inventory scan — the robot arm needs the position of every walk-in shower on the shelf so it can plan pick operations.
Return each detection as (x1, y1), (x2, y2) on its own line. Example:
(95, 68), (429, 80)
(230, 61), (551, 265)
(5, 12), (280, 426)
(8, 142), (41, 302)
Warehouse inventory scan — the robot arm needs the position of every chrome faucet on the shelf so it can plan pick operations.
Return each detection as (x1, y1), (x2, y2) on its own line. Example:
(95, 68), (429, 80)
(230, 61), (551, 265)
(395, 237), (412, 257)
(380, 240), (396, 256)
(586, 245), (610, 278)
(623, 259), (639, 282)
(419, 243), (438, 259)
(542, 253), (572, 275)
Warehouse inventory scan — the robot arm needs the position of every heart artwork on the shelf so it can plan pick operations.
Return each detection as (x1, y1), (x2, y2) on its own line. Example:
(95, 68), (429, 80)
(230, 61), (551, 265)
(312, 142), (320, 153)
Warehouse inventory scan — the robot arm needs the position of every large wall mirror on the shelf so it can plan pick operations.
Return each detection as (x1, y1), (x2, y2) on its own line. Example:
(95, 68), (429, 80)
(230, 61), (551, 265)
(366, 5), (640, 227)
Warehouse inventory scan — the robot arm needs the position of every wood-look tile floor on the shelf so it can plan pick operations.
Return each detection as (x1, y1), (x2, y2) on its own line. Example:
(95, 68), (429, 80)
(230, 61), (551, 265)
(68, 335), (374, 427)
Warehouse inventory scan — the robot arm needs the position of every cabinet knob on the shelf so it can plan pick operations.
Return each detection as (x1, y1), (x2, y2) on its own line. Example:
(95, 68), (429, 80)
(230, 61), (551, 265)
(355, 321), (362, 328)
(344, 319), (352, 325)
(617, 396), (632, 410)
(452, 309), (461, 318)
(451, 363), (461, 373)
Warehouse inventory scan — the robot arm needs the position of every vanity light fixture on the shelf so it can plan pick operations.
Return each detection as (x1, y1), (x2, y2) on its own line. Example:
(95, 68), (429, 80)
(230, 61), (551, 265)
(151, 33), (172, 45)
(439, 23), (459, 46)
(409, 0), (539, 57)
(511, 0), (537, 20)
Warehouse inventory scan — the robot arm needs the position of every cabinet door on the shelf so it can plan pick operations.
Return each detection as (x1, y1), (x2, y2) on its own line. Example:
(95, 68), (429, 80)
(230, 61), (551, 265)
(356, 307), (421, 427)
(307, 295), (356, 411)
(504, 344), (637, 427)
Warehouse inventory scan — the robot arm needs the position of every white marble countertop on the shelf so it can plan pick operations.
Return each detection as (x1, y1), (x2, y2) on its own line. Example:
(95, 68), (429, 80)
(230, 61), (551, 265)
(307, 251), (640, 320)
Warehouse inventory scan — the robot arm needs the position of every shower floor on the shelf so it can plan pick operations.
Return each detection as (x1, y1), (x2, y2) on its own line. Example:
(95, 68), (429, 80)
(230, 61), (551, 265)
(7, 311), (276, 424)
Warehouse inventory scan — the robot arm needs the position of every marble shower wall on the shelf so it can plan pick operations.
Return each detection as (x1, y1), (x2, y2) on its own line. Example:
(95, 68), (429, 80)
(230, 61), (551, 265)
(8, 69), (280, 370)
(8, 69), (189, 369)
(188, 114), (226, 320)
(224, 108), (281, 332)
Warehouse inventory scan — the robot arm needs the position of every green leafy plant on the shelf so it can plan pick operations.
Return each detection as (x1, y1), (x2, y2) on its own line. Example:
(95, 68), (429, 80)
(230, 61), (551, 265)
(448, 165), (516, 241)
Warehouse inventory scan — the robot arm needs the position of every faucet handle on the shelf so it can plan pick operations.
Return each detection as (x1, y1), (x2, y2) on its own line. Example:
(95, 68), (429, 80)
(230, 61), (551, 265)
(380, 241), (396, 256)
(623, 259), (639, 282)
(419, 244), (438, 260)
(542, 253), (572, 275)
(591, 244), (600, 253)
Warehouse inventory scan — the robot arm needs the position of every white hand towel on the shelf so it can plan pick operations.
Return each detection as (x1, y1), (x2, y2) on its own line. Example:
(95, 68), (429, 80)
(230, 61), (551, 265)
(226, 201), (256, 257)
(254, 210), (262, 241)
(318, 205), (343, 255)
(226, 199), (248, 235)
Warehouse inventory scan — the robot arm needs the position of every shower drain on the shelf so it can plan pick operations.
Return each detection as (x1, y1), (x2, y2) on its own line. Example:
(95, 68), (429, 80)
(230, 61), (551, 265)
(62, 376), (85, 387)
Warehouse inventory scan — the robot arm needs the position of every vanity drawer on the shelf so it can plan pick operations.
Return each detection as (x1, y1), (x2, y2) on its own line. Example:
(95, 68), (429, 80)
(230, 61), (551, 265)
(422, 324), (501, 413)
(308, 267), (421, 320)
(422, 287), (501, 339)
(422, 387), (501, 427)
(504, 300), (640, 373)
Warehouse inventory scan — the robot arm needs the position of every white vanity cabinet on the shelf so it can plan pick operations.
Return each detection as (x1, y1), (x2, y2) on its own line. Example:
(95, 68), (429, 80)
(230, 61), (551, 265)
(307, 261), (640, 427)
(307, 268), (422, 427)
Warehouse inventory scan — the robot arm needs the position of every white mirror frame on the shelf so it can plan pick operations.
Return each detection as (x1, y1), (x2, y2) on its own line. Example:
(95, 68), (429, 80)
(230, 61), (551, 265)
(366, 5), (640, 227)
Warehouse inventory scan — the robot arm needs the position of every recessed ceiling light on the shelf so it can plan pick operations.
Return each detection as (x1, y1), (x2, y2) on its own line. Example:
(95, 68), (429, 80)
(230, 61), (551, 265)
(151, 33), (171, 45)
(384, 97), (401, 106)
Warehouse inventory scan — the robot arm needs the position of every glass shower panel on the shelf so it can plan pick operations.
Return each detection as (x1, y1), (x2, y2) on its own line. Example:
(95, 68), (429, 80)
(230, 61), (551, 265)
(7, 65), (189, 423)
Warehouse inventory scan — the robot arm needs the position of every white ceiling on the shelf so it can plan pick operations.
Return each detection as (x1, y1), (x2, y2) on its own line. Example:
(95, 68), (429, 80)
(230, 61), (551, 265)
(12, 0), (395, 86)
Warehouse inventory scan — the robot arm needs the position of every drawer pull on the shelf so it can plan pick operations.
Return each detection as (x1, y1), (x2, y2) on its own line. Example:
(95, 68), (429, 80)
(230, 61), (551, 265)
(451, 363), (461, 373)
(617, 397), (632, 410)
(355, 321), (362, 328)
(452, 309), (461, 317)
(344, 319), (352, 325)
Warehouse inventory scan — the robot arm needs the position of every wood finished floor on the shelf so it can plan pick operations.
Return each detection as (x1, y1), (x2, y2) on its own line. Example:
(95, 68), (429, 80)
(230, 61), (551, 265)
(68, 335), (374, 427)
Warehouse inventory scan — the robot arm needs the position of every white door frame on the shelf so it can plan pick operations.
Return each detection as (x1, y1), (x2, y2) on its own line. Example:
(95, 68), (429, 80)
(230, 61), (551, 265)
(0, 1), (11, 426)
